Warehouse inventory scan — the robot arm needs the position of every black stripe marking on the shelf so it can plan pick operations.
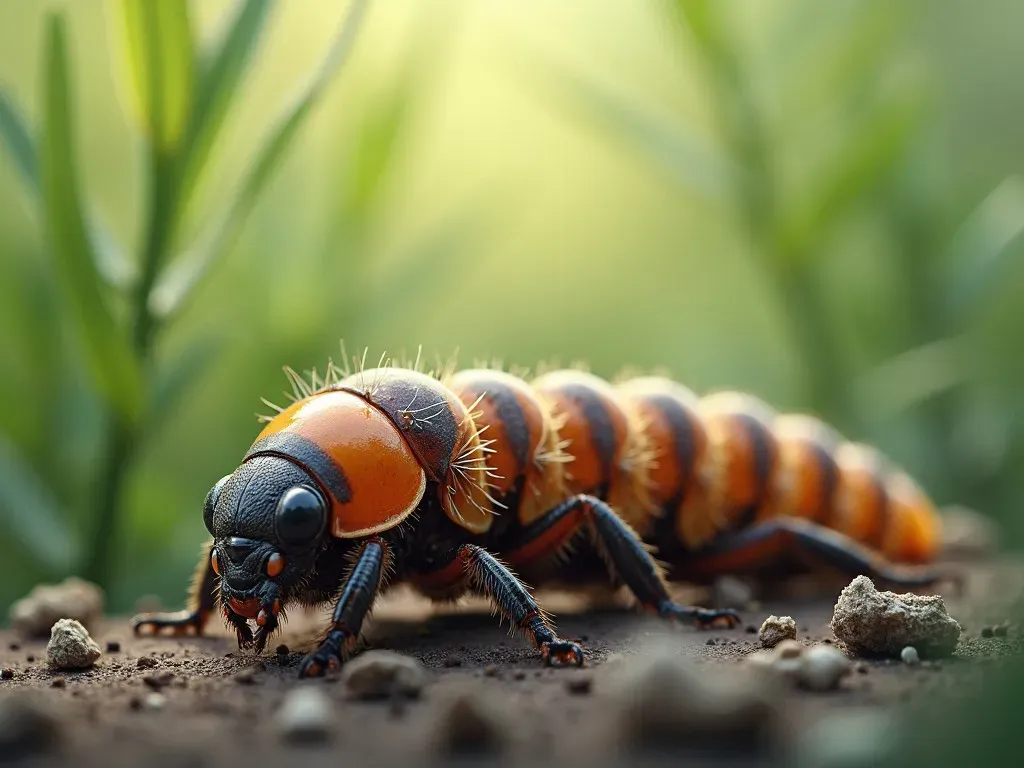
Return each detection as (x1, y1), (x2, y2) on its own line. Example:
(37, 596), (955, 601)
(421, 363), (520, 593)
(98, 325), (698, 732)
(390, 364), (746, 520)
(734, 413), (775, 529)
(868, 471), (890, 548)
(809, 441), (839, 523)
(648, 393), (700, 494)
(740, 413), (775, 499)
(485, 381), (531, 470)
(246, 433), (351, 503)
(561, 383), (615, 489)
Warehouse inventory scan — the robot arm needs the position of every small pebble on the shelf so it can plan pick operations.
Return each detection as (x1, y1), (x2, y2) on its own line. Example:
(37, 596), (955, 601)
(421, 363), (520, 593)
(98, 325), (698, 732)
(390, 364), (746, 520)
(745, 625), (758, 634)
(513, 671), (526, 681)
(276, 645), (290, 656)
(1, 668), (14, 680)
(341, 650), (426, 700)
(144, 693), (166, 711)
(433, 688), (507, 756)
(483, 665), (499, 678)
(8, 643), (20, 651)
(137, 657), (158, 669)
(705, 638), (716, 646)
(50, 678), (66, 689)
(47, 617), (103, 669)
(796, 645), (851, 692)
(276, 687), (334, 744)
(105, 641), (121, 653)
(900, 646), (920, 666)
(565, 676), (593, 695)
(443, 655), (463, 668)
(143, 672), (175, 690)
(26, 655), (35, 663)
(855, 663), (869, 675)
(759, 616), (798, 649)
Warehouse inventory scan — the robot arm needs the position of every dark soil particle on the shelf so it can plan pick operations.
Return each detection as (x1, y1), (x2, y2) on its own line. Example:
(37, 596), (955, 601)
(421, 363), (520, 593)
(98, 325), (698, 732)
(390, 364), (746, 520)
(106, 641), (121, 653)
(2, 668), (14, 679)
(565, 675), (593, 695)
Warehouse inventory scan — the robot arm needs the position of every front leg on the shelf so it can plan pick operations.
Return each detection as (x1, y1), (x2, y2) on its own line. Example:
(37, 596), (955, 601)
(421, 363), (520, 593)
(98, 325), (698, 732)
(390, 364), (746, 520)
(133, 539), (220, 637)
(455, 544), (584, 666)
(299, 539), (387, 678)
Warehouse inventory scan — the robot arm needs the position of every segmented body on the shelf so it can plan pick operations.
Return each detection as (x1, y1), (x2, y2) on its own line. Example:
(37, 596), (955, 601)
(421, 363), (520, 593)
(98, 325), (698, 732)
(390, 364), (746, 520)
(292, 358), (941, 593)
(133, 349), (946, 675)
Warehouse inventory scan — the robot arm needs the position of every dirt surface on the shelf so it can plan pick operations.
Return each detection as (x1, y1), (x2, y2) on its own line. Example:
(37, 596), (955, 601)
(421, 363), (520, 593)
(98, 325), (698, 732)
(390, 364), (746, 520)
(2, 559), (1022, 768)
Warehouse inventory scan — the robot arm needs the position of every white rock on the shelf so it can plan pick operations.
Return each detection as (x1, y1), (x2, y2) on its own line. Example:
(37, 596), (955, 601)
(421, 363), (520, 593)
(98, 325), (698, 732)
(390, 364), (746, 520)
(743, 642), (849, 692)
(900, 646), (920, 665)
(796, 645), (851, 692)
(607, 643), (787, 754)
(144, 693), (166, 711)
(830, 576), (961, 658)
(46, 618), (101, 670)
(277, 687), (334, 743)
(341, 650), (426, 700)
(10, 578), (104, 637)
(759, 615), (798, 648)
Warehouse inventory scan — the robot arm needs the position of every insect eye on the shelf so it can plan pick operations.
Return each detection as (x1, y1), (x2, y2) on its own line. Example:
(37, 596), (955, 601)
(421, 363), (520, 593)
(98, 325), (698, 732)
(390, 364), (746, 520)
(203, 474), (231, 535)
(275, 485), (327, 547)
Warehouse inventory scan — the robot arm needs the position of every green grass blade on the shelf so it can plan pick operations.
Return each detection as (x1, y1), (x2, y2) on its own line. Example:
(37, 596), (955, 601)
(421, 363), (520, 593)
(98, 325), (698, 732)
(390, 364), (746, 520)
(0, 436), (79, 574)
(774, 94), (925, 263)
(850, 336), (969, 418)
(0, 91), (38, 192)
(42, 13), (142, 423)
(943, 175), (1024, 323)
(670, 0), (719, 54)
(0, 90), (135, 291)
(113, 0), (194, 152)
(151, 0), (371, 322)
(175, 0), (273, 211)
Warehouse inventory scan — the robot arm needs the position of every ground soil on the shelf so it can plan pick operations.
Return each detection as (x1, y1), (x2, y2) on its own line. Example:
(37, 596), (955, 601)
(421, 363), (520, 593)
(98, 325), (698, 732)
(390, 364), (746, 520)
(1, 558), (1022, 768)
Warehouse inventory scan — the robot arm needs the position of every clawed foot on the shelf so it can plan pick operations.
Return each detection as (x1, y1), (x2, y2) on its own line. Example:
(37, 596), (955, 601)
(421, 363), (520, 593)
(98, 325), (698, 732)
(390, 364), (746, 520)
(660, 602), (742, 629)
(541, 640), (585, 667)
(298, 645), (343, 678)
(132, 610), (206, 638)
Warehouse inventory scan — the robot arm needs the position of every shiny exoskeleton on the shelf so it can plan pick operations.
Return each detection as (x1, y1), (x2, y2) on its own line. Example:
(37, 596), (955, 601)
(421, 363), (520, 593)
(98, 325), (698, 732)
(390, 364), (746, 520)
(133, 360), (740, 676)
(132, 356), (944, 676)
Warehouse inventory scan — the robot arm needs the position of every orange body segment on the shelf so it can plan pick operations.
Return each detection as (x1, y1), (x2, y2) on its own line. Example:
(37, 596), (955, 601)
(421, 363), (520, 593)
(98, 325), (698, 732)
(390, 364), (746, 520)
(254, 390), (426, 538)
(763, 415), (841, 523)
(830, 443), (887, 547)
(339, 367), (496, 534)
(881, 471), (942, 563)
(531, 369), (653, 527)
(695, 392), (778, 532)
(447, 368), (569, 526)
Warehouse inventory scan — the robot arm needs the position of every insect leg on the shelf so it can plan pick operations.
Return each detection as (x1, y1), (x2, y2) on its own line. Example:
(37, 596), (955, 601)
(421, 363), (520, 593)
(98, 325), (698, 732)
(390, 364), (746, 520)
(454, 543), (584, 666)
(133, 539), (219, 638)
(678, 518), (949, 590)
(505, 494), (741, 628)
(298, 539), (387, 678)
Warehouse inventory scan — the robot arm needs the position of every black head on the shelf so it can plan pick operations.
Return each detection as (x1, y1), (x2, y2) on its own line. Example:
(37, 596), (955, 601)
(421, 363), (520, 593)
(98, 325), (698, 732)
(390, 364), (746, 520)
(205, 455), (330, 644)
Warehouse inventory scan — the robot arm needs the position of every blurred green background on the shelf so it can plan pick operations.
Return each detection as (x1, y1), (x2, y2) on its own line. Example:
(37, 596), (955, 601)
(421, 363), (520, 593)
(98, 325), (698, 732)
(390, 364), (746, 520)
(1, 0), (1022, 619)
